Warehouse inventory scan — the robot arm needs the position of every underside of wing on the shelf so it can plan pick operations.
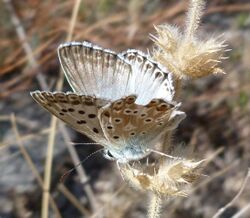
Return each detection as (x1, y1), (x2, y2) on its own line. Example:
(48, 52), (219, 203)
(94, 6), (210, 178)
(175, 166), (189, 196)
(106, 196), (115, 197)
(98, 95), (184, 149)
(31, 91), (109, 144)
(58, 42), (175, 105)
(120, 49), (175, 104)
(58, 41), (132, 100)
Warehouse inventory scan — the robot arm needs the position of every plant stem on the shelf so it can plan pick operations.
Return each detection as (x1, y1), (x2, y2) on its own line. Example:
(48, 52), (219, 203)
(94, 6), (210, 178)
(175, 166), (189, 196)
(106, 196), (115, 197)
(148, 194), (162, 218)
(41, 1), (82, 217)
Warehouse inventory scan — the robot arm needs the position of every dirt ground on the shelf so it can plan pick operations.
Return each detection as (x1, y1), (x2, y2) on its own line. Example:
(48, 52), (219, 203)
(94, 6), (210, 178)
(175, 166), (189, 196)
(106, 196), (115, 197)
(0, 0), (250, 217)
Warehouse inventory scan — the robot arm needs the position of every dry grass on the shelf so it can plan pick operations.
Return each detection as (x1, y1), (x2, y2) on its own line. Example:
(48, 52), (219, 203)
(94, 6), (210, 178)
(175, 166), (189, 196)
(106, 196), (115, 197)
(0, 0), (250, 217)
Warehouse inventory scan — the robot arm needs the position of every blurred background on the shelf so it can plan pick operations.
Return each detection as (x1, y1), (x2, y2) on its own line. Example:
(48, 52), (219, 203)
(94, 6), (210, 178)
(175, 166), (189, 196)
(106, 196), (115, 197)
(0, 0), (250, 217)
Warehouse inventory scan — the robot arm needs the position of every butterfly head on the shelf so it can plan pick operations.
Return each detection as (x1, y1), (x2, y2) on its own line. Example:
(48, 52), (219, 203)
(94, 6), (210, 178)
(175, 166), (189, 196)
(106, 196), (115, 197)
(103, 145), (150, 163)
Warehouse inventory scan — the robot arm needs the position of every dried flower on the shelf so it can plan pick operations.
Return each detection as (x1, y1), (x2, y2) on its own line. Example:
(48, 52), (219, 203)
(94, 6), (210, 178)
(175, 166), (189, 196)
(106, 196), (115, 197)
(151, 0), (228, 79)
(120, 157), (205, 197)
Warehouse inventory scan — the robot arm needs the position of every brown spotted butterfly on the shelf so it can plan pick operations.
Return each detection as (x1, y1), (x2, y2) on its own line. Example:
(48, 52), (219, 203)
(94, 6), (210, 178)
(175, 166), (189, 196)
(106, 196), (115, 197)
(31, 41), (185, 163)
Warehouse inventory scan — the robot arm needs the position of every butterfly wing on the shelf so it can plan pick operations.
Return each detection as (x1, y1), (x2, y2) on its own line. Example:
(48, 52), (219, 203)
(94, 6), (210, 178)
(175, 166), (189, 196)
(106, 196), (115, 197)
(58, 42), (175, 105)
(99, 95), (185, 149)
(31, 91), (109, 144)
(120, 49), (175, 104)
(58, 41), (132, 100)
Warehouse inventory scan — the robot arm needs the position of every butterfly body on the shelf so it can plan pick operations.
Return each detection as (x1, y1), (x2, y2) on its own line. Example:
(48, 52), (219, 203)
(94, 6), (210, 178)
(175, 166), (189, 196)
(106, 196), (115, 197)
(31, 41), (186, 163)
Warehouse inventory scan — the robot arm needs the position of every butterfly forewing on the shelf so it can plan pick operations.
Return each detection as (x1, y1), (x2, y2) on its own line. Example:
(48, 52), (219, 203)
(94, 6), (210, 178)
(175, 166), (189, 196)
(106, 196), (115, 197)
(31, 91), (109, 143)
(58, 42), (176, 105)
(58, 42), (132, 100)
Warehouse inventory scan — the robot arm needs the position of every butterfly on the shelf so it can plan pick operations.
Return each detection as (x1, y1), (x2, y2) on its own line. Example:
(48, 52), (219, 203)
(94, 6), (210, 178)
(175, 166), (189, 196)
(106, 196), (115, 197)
(31, 41), (186, 163)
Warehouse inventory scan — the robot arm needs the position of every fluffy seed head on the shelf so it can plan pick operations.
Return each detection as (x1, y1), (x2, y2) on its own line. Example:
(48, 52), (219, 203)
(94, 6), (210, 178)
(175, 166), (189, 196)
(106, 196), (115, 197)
(151, 0), (228, 79)
(121, 157), (205, 197)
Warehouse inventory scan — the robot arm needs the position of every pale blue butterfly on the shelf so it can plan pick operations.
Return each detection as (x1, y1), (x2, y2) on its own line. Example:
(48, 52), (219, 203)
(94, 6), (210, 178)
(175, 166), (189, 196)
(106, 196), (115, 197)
(31, 41), (185, 163)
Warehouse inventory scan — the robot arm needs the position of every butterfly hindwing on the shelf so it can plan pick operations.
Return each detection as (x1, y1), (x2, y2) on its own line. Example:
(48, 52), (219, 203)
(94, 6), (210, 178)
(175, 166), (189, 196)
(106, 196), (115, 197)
(99, 95), (177, 147)
(31, 91), (109, 143)
(121, 49), (175, 104)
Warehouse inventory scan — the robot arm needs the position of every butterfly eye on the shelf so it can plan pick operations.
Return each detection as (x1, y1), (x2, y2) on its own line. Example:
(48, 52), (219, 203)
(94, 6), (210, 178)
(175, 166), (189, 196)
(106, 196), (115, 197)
(103, 150), (115, 160)
(107, 150), (114, 158)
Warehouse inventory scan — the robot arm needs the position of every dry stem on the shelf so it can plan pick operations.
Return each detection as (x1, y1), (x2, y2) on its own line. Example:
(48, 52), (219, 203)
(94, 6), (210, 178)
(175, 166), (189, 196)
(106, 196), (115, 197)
(58, 184), (91, 216)
(212, 168), (250, 218)
(167, 154), (239, 216)
(3, 0), (98, 215)
(3, 0), (47, 90)
(59, 124), (98, 210)
(90, 184), (126, 218)
(232, 202), (250, 218)
(0, 128), (50, 148)
(10, 114), (62, 218)
(148, 193), (162, 218)
(185, 0), (205, 41)
(41, 1), (93, 218)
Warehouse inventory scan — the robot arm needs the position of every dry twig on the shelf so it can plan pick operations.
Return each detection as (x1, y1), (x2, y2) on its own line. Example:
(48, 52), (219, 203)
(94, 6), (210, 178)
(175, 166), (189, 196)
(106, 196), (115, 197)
(41, 1), (91, 217)
(10, 114), (62, 218)
(2, 0), (98, 216)
(3, 0), (48, 90)
(58, 184), (91, 216)
(232, 202), (250, 218)
(212, 168), (250, 218)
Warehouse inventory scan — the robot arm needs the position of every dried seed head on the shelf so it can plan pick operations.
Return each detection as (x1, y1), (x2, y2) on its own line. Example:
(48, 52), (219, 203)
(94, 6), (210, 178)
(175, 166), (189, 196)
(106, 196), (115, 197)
(151, 0), (228, 79)
(120, 157), (205, 197)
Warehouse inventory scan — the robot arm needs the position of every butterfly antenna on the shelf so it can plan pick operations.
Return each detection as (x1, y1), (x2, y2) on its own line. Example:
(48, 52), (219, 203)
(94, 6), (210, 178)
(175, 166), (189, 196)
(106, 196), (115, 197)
(60, 148), (105, 183)
(69, 142), (100, 146)
(147, 149), (180, 160)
